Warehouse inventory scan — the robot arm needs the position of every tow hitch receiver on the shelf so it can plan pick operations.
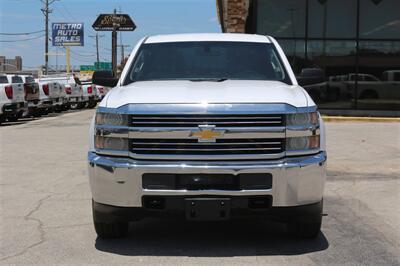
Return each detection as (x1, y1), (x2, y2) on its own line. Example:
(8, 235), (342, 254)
(185, 198), (231, 221)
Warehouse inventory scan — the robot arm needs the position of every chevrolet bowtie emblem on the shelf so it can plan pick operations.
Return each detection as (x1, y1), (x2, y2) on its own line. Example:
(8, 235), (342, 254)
(190, 125), (225, 142)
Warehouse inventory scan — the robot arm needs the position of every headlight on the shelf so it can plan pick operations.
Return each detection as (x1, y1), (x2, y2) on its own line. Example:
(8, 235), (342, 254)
(95, 136), (129, 151)
(286, 135), (320, 151)
(95, 112), (129, 126)
(287, 112), (318, 126)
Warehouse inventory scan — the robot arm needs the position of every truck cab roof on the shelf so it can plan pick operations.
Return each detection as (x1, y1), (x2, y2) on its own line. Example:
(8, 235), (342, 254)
(145, 33), (272, 44)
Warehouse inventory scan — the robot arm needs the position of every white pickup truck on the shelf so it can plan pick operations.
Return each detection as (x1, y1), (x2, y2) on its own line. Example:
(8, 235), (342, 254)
(81, 82), (97, 108)
(39, 75), (85, 110)
(19, 75), (41, 117)
(35, 77), (64, 114)
(0, 74), (27, 123)
(89, 33), (327, 239)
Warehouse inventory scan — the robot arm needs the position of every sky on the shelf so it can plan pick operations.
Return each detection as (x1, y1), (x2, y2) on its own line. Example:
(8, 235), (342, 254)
(0, 0), (221, 70)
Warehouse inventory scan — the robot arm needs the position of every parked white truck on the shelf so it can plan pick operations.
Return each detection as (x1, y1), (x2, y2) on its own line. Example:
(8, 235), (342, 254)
(0, 74), (26, 123)
(88, 34), (327, 239)
(35, 77), (64, 114)
(20, 75), (41, 117)
(81, 82), (97, 108)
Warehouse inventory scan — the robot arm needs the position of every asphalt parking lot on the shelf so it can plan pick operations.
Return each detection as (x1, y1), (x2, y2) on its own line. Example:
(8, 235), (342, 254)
(1, 110), (399, 265)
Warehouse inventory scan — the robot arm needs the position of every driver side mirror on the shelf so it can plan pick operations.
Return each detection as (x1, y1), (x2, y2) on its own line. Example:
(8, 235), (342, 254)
(92, 70), (119, 88)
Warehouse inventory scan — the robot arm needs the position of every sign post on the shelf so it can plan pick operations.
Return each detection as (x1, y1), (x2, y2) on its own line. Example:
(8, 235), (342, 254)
(92, 12), (135, 76)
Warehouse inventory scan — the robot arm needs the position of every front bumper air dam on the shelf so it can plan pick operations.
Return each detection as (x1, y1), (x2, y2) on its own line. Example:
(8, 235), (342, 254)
(88, 151), (327, 209)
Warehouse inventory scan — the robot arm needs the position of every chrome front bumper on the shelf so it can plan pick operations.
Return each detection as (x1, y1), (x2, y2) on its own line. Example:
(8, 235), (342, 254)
(88, 151), (327, 208)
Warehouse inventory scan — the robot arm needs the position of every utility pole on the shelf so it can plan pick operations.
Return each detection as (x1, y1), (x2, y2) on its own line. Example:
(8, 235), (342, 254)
(41, 0), (57, 75)
(89, 32), (104, 66)
(111, 9), (118, 76)
(117, 44), (130, 65)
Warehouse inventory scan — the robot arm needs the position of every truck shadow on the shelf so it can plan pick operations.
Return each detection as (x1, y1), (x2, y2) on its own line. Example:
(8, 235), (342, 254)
(95, 219), (329, 257)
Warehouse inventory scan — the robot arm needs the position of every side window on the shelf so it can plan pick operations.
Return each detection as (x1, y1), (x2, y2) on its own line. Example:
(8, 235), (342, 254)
(130, 51), (146, 81)
(365, 75), (378, 82)
(269, 49), (285, 80)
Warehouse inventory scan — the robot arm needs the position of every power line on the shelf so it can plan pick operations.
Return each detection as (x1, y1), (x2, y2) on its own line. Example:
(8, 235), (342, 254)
(59, 1), (77, 21)
(0, 34), (45, 42)
(0, 30), (45, 35)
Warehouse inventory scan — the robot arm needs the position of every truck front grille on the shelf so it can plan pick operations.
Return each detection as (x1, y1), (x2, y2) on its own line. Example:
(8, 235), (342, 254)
(131, 138), (284, 155)
(131, 114), (284, 127)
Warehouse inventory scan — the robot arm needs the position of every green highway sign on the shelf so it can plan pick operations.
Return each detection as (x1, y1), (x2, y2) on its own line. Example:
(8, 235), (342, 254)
(95, 61), (112, 70)
(80, 62), (112, 72)
(80, 65), (95, 71)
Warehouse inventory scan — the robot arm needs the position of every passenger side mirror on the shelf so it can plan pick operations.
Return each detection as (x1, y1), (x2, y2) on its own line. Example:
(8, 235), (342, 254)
(92, 71), (119, 88)
(297, 68), (325, 86)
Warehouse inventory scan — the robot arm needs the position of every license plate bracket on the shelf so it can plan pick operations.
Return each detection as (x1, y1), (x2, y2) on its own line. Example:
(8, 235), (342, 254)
(185, 198), (231, 221)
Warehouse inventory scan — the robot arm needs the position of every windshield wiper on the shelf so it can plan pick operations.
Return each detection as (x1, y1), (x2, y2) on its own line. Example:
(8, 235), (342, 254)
(189, 78), (229, 82)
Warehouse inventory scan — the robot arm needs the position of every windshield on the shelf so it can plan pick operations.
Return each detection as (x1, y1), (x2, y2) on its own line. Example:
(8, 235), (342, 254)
(25, 77), (35, 83)
(125, 41), (290, 85)
(0, 76), (8, 84)
(11, 76), (23, 83)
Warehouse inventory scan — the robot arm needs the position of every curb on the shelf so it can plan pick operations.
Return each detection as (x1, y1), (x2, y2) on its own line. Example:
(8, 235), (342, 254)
(322, 116), (400, 122)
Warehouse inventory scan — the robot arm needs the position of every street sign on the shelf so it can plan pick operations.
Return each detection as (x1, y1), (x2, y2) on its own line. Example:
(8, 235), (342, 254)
(80, 65), (95, 71)
(80, 62), (112, 72)
(94, 61), (112, 70)
(92, 14), (136, 31)
(52, 23), (84, 46)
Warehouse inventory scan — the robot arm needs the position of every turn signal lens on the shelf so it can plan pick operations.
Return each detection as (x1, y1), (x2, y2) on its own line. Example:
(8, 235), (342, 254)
(95, 136), (129, 151)
(286, 135), (320, 151)
(287, 112), (319, 126)
(95, 112), (129, 126)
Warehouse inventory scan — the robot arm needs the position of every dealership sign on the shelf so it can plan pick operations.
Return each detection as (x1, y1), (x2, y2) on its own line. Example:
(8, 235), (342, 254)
(92, 14), (136, 31)
(52, 23), (84, 46)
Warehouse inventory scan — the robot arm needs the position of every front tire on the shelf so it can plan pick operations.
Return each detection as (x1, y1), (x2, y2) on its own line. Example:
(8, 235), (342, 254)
(94, 222), (129, 239)
(287, 200), (323, 239)
(92, 200), (129, 238)
(6, 114), (18, 122)
(288, 220), (322, 238)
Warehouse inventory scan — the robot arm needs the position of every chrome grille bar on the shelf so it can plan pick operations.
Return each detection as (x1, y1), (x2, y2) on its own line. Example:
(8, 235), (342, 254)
(131, 114), (284, 127)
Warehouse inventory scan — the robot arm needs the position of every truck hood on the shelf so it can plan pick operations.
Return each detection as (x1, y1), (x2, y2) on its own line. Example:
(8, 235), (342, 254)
(104, 80), (310, 108)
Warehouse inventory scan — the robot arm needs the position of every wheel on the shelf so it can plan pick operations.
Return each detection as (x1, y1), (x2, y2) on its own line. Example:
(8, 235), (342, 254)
(54, 106), (62, 113)
(92, 200), (129, 239)
(287, 200), (323, 239)
(94, 222), (129, 239)
(0, 115), (5, 125)
(88, 101), (97, 109)
(288, 220), (321, 239)
(32, 109), (42, 117)
(40, 109), (49, 116)
(360, 90), (378, 99)
(6, 114), (18, 122)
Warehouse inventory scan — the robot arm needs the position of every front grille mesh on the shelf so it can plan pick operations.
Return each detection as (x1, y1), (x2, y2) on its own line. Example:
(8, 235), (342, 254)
(131, 138), (284, 155)
(130, 114), (285, 156)
(131, 114), (284, 127)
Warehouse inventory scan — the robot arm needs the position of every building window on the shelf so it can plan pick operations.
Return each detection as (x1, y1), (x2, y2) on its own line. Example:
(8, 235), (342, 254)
(360, 0), (400, 39)
(277, 40), (306, 74)
(357, 41), (400, 110)
(308, 0), (357, 39)
(256, 0), (306, 38)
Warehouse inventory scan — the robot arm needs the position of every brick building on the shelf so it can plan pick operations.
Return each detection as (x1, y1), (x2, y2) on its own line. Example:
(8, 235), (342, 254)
(0, 56), (23, 71)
